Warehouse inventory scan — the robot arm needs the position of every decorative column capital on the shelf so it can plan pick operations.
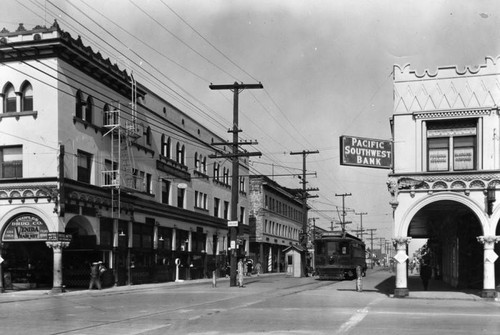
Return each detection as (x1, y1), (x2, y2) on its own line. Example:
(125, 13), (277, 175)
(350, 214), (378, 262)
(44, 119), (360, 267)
(476, 236), (500, 245)
(392, 236), (412, 249)
(45, 241), (70, 251)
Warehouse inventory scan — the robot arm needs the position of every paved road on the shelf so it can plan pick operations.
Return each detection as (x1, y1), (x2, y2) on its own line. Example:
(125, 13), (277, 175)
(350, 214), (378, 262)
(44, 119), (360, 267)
(1, 269), (499, 334)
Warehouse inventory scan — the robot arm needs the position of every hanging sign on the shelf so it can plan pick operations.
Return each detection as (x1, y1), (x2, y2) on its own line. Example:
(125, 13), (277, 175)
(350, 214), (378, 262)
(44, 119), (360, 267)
(2, 214), (49, 241)
(340, 135), (392, 169)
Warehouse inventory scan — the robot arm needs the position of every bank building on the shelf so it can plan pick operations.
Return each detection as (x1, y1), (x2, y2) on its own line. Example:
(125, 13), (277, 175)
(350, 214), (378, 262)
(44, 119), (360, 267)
(0, 22), (253, 292)
(389, 57), (500, 298)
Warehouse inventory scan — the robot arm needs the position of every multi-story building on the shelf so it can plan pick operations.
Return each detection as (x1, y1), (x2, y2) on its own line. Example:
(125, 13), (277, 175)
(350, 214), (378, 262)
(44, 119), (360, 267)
(0, 22), (250, 292)
(248, 175), (305, 273)
(388, 57), (500, 298)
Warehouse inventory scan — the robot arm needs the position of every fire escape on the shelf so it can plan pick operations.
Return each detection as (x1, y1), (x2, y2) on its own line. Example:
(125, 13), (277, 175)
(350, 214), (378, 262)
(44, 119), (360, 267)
(102, 75), (141, 219)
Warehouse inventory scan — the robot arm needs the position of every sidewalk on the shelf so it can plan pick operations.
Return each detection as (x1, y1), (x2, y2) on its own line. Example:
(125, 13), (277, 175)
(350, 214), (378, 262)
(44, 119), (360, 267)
(0, 272), (282, 303)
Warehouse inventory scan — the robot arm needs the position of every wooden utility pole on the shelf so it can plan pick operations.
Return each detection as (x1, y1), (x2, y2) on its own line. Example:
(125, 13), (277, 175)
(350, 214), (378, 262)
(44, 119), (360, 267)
(290, 150), (319, 277)
(354, 212), (367, 241)
(365, 228), (377, 268)
(209, 82), (263, 287)
(335, 193), (352, 233)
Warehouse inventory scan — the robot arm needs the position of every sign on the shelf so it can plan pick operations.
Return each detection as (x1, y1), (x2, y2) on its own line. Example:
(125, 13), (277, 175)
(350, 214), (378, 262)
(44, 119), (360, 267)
(340, 135), (392, 169)
(227, 220), (239, 227)
(47, 232), (72, 242)
(2, 214), (49, 241)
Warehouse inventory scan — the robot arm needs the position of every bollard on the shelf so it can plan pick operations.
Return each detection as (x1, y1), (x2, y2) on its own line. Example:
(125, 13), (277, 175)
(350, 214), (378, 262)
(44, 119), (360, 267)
(212, 270), (217, 288)
(175, 258), (184, 282)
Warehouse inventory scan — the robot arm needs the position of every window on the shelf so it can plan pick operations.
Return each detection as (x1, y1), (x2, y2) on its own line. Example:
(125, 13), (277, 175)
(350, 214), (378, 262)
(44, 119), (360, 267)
(104, 159), (117, 186)
(194, 153), (200, 171)
(85, 96), (93, 123)
(202, 156), (207, 173)
(21, 82), (33, 112)
(145, 126), (151, 146)
(77, 150), (92, 183)
(214, 163), (220, 181)
(223, 201), (229, 219)
(0, 146), (22, 178)
(146, 173), (152, 194)
(214, 197), (220, 217)
(195, 191), (208, 210)
(177, 187), (185, 208)
(161, 179), (170, 204)
(4, 83), (16, 113)
(240, 176), (245, 192)
(239, 206), (245, 224)
(75, 90), (84, 119)
(161, 135), (168, 157)
(223, 167), (230, 184)
(427, 119), (477, 172)
(176, 143), (185, 165)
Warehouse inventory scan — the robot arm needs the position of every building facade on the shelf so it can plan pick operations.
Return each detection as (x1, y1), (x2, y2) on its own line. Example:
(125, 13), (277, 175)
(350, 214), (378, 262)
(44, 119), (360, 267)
(0, 22), (250, 292)
(388, 57), (500, 298)
(248, 175), (305, 273)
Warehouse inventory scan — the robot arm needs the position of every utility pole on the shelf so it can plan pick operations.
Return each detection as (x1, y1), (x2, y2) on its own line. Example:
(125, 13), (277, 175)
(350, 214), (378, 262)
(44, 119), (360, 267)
(209, 81), (263, 287)
(354, 212), (367, 241)
(335, 193), (352, 233)
(365, 228), (377, 269)
(290, 150), (319, 277)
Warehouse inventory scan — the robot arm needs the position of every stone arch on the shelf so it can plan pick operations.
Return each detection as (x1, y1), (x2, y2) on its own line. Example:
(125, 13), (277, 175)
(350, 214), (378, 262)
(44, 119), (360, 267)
(0, 206), (58, 235)
(397, 192), (488, 237)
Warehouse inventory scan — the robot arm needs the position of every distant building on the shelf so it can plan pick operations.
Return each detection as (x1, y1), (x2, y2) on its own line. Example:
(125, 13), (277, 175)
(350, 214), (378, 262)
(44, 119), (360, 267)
(0, 22), (250, 291)
(248, 175), (305, 273)
(389, 58), (500, 298)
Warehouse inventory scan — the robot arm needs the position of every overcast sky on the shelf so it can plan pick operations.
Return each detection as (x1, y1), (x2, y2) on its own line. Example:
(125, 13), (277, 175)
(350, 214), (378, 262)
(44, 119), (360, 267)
(3, 0), (500, 241)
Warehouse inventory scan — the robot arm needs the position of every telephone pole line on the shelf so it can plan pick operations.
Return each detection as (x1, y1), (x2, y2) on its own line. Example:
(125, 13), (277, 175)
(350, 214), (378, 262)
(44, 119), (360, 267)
(290, 150), (319, 277)
(354, 212), (367, 241)
(335, 193), (352, 233)
(209, 81), (263, 287)
(365, 228), (377, 269)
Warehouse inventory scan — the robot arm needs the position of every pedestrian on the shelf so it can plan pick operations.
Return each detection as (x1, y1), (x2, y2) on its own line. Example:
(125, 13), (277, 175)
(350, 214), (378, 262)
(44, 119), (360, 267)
(255, 262), (262, 276)
(237, 258), (245, 287)
(355, 265), (363, 292)
(420, 260), (432, 291)
(89, 261), (104, 290)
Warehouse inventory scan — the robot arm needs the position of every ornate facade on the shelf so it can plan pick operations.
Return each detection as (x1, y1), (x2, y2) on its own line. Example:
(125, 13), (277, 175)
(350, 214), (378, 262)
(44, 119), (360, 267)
(0, 22), (250, 292)
(389, 58), (500, 298)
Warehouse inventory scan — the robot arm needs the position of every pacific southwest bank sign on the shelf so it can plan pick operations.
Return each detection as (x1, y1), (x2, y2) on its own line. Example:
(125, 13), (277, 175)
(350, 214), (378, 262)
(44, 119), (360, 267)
(340, 135), (392, 169)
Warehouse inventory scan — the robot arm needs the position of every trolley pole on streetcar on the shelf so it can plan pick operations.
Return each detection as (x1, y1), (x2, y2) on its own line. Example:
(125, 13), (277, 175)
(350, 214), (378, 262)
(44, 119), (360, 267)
(290, 150), (319, 277)
(209, 82), (263, 287)
(335, 193), (352, 233)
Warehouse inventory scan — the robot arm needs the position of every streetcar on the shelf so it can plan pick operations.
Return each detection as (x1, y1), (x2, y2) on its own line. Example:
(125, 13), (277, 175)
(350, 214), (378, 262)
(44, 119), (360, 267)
(314, 231), (367, 280)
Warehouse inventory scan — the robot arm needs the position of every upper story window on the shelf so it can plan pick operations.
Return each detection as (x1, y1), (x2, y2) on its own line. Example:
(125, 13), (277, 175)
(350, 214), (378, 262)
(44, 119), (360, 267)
(213, 163), (220, 181)
(75, 90), (84, 119)
(161, 134), (169, 157)
(427, 119), (477, 172)
(21, 82), (33, 112)
(176, 142), (185, 165)
(0, 146), (22, 178)
(77, 150), (92, 183)
(161, 179), (171, 204)
(177, 187), (185, 208)
(145, 126), (152, 146)
(85, 96), (93, 123)
(4, 83), (16, 113)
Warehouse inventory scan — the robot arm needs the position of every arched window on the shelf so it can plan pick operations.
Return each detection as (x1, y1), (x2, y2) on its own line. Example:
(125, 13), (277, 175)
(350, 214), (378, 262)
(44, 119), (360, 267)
(21, 82), (33, 112)
(202, 156), (207, 173)
(103, 103), (109, 126)
(214, 163), (220, 181)
(145, 126), (152, 145)
(176, 142), (181, 163)
(85, 96), (93, 123)
(181, 145), (185, 165)
(194, 152), (199, 171)
(166, 137), (171, 159)
(75, 90), (83, 119)
(4, 83), (16, 113)
(161, 134), (168, 156)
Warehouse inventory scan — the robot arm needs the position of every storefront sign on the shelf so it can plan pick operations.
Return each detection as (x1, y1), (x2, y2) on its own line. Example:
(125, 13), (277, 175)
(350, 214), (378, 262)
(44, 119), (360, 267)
(2, 214), (49, 241)
(47, 232), (73, 242)
(340, 135), (392, 169)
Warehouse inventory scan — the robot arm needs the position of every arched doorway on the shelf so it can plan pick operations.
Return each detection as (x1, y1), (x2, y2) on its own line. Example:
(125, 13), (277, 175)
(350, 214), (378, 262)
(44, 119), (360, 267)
(63, 216), (98, 288)
(407, 200), (483, 290)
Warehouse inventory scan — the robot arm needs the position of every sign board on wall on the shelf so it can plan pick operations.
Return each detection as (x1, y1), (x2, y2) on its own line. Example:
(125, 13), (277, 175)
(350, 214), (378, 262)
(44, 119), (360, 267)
(340, 135), (392, 169)
(2, 214), (49, 241)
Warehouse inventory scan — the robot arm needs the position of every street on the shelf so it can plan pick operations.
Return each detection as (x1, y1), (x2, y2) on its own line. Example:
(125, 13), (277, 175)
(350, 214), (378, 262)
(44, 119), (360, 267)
(1, 269), (499, 335)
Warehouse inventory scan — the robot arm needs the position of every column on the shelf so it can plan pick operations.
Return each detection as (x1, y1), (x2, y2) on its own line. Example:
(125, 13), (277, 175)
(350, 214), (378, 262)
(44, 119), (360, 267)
(46, 241), (70, 293)
(392, 236), (411, 298)
(477, 236), (500, 299)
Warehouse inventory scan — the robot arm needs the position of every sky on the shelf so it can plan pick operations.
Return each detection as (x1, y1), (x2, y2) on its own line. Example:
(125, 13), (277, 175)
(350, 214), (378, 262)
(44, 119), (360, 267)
(3, 0), (500, 244)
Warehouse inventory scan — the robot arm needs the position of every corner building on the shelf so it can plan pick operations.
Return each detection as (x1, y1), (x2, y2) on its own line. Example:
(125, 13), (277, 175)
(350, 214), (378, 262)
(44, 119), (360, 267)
(0, 22), (250, 292)
(389, 57), (500, 298)
(248, 175), (305, 273)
